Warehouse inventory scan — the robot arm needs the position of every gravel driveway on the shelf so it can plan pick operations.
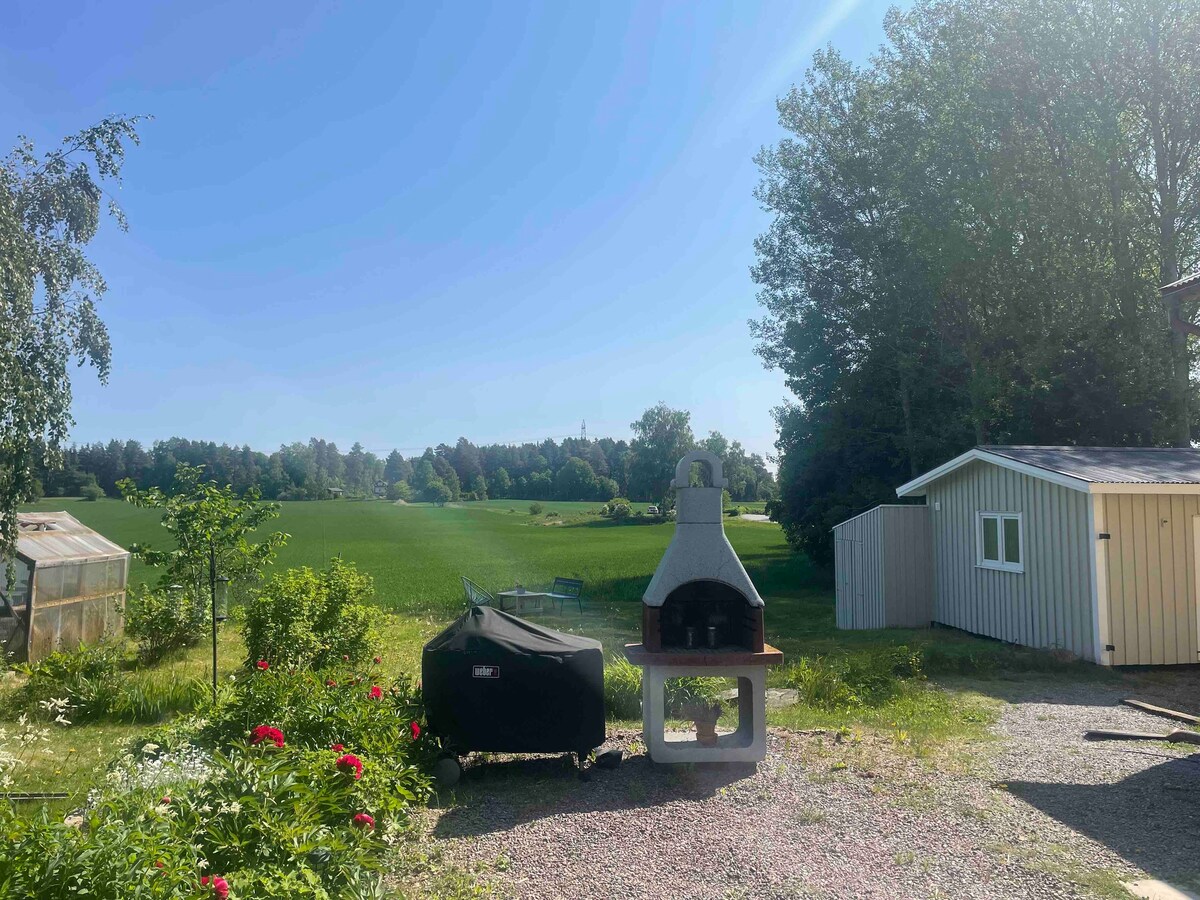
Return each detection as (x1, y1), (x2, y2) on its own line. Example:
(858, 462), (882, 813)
(412, 673), (1200, 899)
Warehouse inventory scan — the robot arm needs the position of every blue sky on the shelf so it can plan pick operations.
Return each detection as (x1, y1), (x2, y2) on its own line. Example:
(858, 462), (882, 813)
(3, 1), (897, 461)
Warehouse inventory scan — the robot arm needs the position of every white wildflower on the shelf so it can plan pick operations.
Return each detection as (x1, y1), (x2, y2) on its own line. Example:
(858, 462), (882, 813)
(54, 715), (71, 727)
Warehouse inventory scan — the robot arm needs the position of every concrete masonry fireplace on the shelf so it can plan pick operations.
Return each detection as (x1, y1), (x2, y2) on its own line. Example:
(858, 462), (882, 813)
(625, 450), (782, 763)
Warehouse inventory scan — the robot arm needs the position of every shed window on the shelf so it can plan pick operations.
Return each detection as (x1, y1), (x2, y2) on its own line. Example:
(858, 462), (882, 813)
(977, 512), (1023, 572)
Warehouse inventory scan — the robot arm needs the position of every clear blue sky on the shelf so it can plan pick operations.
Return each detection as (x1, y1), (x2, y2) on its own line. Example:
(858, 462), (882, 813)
(3, 0), (897, 461)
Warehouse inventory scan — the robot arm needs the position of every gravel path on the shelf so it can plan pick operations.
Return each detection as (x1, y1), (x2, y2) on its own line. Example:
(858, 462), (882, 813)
(414, 674), (1200, 899)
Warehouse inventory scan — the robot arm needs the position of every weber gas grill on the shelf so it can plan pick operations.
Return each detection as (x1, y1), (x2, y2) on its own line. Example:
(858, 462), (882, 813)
(421, 606), (605, 783)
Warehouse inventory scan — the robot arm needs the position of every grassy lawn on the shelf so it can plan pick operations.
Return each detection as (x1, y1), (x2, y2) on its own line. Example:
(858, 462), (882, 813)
(5, 496), (1110, 801)
(20, 498), (805, 611)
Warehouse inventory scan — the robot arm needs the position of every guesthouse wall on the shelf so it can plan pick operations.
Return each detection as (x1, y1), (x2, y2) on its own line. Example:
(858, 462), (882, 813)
(925, 461), (1099, 661)
(1096, 493), (1199, 666)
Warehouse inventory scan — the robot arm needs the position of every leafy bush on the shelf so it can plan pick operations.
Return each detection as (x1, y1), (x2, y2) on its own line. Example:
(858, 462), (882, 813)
(0, 738), (408, 899)
(603, 657), (642, 719)
(528, 502), (544, 515)
(126, 585), (207, 661)
(2, 644), (205, 724)
(602, 657), (726, 719)
(386, 480), (412, 502)
(601, 498), (632, 520)
(79, 481), (105, 501)
(242, 558), (381, 669)
(779, 645), (923, 711)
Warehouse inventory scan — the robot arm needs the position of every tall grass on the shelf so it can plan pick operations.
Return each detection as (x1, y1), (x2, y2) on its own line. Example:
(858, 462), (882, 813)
(22, 498), (810, 613)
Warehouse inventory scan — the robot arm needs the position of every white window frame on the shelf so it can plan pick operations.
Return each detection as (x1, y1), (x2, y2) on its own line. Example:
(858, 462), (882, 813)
(976, 511), (1024, 573)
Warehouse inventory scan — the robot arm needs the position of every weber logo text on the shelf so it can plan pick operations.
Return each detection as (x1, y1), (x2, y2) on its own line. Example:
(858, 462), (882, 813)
(472, 665), (499, 679)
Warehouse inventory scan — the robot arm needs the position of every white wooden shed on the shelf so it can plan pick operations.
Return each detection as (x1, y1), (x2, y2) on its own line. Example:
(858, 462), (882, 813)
(833, 504), (933, 629)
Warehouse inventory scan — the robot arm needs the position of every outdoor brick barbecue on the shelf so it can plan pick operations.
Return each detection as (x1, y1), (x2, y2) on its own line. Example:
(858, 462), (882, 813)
(625, 450), (782, 763)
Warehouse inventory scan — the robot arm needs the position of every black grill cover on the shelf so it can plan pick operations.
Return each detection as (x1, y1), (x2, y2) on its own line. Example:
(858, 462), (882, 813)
(422, 606), (605, 755)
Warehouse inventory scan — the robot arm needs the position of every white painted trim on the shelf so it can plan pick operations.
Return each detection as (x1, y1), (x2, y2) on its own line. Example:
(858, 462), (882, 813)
(1089, 496), (1112, 665)
(896, 449), (1092, 497)
(832, 503), (926, 531)
(975, 510), (1025, 573)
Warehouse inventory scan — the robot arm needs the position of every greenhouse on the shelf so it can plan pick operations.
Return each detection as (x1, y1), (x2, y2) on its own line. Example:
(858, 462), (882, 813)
(0, 511), (129, 663)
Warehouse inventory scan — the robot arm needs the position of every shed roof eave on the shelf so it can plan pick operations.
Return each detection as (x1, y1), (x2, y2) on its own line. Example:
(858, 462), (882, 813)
(895, 448), (1094, 497)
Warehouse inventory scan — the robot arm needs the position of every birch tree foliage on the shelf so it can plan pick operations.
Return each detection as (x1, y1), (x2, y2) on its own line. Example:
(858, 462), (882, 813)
(0, 116), (145, 564)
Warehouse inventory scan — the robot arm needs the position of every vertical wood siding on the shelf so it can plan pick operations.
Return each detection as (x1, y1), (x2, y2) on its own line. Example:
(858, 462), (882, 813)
(834, 505), (932, 629)
(1100, 493), (1199, 665)
(926, 462), (1097, 661)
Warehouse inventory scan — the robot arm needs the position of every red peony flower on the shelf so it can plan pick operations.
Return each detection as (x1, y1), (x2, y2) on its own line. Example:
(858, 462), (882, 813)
(159, 795), (171, 805)
(326, 679), (337, 687)
(250, 725), (285, 748)
(331, 742), (344, 751)
(368, 685), (383, 701)
(373, 656), (382, 664)
(352, 812), (375, 829)
(409, 721), (421, 740)
(155, 861), (165, 869)
(256, 660), (269, 670)
(335, 753), (363, 780)
(200, 875), (230, 899)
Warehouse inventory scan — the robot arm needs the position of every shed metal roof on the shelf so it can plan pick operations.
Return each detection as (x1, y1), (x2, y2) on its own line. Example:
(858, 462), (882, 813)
(897, 446), (1200, 497)
(981, 446), (1200, 484)
(1161, 271), (1200, 297)
(11, 512), (129, 567)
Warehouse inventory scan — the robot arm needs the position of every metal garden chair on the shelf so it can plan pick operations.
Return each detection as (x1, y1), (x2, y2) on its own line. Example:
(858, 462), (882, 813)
(461, 576), (494, 609)
(546, 577), (584, 614)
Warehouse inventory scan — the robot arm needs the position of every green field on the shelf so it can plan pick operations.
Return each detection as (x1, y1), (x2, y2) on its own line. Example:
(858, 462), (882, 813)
(20, 498), (808, 612)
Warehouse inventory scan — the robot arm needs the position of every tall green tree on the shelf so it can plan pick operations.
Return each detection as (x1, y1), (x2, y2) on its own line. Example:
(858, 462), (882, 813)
(627, 403), (695, 503)
(0, 116), (144, 564)
(754, 0), (1199, 563)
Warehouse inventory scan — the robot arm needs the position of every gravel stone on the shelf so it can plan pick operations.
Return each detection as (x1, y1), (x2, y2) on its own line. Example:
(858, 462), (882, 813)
(417, 673), (1200, 899)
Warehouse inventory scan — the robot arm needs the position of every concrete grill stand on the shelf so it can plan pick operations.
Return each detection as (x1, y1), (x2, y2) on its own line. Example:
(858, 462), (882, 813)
(625, 450), (782, 763)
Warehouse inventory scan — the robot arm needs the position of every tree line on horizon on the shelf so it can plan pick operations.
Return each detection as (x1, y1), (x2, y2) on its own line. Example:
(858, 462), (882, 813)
(754, 0), (1200, 564)
(32, 403), (776, 506)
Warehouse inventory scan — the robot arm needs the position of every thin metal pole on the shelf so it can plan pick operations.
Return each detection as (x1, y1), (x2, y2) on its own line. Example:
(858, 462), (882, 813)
(210, 543), (218, 703)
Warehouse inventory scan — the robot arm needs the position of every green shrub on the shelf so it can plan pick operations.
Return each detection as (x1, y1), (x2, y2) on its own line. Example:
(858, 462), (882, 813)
(2, 644), (205, 724)
(602, 657), (726, 719)
(0, 739), (406, 899)
(79, 482), (105, 501)
(779, 645), (924, 711)
(603, 657), (642, 719)
(601, 498), (632, 520)
(528, 502), (544, 515)
(242, 558), (381, 669)
(544, 511), (560, 519)
(125, 585), (207, 661)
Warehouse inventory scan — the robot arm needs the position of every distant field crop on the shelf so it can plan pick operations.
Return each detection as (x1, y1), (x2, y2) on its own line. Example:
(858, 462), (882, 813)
(21, 498), (808, 612)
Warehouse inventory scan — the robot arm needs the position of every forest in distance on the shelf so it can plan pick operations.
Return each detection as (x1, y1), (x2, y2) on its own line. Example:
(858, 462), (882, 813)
(33, 403), (776, 506)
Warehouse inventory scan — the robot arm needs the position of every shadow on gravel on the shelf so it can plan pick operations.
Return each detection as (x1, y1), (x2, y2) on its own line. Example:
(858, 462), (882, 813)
(432, 752), (758, 839)
(1005, 754), (1200, 884)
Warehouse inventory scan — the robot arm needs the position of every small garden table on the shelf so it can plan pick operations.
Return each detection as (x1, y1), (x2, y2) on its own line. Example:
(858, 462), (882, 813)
(496, 589), (549, 615)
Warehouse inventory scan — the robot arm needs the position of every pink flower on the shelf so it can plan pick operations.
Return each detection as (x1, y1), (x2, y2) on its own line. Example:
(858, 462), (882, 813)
(368, 685), (383, 701)
(331, 742), (344, 751)
(352, 812), (375, 829)
(201, 875), (230, 899)
(409, 721), (421, 741)
(250, 725), (285, 748)
(256, 660), (269, 671)
(342, 654), (349, 661)
(373, 656), (382, 664)
(326, 679), (337, 687)
(335, 753), (363, 780)
(159, 795), (171, 805)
